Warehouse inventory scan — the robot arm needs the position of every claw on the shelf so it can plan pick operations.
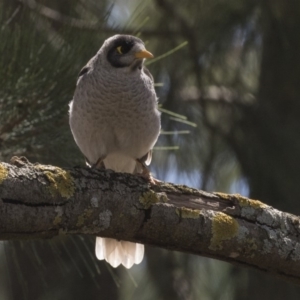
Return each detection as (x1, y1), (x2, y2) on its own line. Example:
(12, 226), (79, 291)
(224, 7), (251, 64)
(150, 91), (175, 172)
(91, 157), (105, 169)
(136, 159), (161, 185)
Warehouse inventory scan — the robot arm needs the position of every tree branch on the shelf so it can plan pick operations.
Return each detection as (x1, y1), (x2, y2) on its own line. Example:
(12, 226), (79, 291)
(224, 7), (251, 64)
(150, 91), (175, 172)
(1, 157), (300, 284)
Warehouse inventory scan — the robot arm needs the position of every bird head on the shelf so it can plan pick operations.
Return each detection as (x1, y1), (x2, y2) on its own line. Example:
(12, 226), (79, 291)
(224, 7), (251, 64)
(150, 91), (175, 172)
(100, 35), (153, 70)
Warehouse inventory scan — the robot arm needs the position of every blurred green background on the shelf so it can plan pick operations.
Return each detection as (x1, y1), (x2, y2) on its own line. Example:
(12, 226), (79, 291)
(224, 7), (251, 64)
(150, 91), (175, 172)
(1, 0), (300, 299)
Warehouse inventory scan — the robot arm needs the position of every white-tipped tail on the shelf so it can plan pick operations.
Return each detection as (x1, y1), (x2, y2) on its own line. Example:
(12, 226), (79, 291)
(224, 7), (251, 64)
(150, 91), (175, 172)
(95, 237), (144, 269)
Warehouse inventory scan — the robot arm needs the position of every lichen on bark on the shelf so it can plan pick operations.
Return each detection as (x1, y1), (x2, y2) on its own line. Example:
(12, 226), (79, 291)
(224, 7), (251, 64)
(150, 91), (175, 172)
(210, 212), (239, 251)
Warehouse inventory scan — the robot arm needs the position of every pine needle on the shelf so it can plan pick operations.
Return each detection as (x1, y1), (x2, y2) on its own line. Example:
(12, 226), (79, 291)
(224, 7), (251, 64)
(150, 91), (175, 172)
(146, 41), (188, 65)
(154, 146), (179, 150)
(160, 130), (190, 135)
(169, 117), (197, 127)
(132, 16), (150, 35)
(159, 107), (187, 120)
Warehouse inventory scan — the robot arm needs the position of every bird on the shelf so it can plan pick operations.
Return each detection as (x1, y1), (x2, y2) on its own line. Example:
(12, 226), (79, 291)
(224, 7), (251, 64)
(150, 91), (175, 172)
(69, 35), (161, 268)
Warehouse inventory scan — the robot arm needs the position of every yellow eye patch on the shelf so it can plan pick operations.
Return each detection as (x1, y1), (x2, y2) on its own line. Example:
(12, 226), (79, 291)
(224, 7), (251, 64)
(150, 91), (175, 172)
(116, 46), (123, 54)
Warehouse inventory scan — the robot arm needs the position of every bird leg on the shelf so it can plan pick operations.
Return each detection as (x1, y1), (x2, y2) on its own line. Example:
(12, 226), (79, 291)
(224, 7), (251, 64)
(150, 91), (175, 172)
(136, 159), (161, 185)
(91, 156), (106, 169)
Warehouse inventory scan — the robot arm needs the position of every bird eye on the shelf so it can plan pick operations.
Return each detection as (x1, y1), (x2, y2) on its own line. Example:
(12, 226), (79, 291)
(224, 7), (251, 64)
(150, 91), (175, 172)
(116, 46), (123, 54)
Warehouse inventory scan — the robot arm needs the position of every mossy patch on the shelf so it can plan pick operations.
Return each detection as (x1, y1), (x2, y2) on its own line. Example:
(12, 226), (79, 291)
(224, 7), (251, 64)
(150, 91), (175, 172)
(245, 238), (258, 256)
(35, 165), (75, 199)
(77, 209), (93, 227)
(214, 192), (232, 200)
(160, 182), (180, 192)
(0, 164), (8, 184)
(53, 215), (62, 226)
(139, 190), (168, 209)
(231, 193), (267, 209)
(238, 197), (267, 209)
(176, 207), (200, 219)
(210, 212), (239, 251)
(176, 184), (198, 194)
(215, 192), (267, 209)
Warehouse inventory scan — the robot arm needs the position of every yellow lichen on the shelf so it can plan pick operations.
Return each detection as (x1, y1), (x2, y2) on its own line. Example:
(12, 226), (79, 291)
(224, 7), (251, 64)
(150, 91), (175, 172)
(139, 191), (168, 208)
(176, 185), (198, 194)
(160, 182), (179, 192)
(77, 209), (93, 227)
(176, 207), (201, 219)
(249, 199), (268, 208)
(210, 212), (239, 251)
(53, 215), (62, 226)
(35, 165), (75, 198)
(215, 192), (268, 209)
(235, 194), (268, 209)
(0, 164), (8, 184)
(237, 238), (258, 258)
(214, 192), (232, 200)
(246, 238), (258, 254)
(157, 192), (169, 203)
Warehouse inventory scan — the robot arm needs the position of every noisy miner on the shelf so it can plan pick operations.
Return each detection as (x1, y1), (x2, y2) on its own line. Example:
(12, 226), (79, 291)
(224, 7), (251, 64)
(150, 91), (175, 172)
(69, 35), (161, 268)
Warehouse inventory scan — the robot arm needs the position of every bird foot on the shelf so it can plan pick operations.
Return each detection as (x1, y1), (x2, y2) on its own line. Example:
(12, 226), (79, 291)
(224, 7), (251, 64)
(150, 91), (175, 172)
(136, 159), (161, 185)
(137, 171), (161, 185)
(91, 157), (105, 169)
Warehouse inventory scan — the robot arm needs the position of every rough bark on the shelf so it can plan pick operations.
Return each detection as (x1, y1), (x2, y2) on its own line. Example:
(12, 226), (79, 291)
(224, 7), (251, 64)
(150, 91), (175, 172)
(1, 157), (300, 284)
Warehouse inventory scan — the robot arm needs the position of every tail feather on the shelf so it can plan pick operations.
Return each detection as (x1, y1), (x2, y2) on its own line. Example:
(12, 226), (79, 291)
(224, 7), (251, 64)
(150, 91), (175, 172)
(95, 156), (145, 268)
(95, 237), (144, 269)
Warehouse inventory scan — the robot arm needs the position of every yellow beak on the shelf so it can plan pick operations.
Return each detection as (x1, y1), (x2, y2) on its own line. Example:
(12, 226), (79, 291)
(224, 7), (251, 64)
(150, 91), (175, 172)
(135, 49), (154, 59)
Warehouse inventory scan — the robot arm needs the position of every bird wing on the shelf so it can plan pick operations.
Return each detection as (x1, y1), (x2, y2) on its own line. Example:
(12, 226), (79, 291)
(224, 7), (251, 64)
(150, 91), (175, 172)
(77, 66), (90, 79)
